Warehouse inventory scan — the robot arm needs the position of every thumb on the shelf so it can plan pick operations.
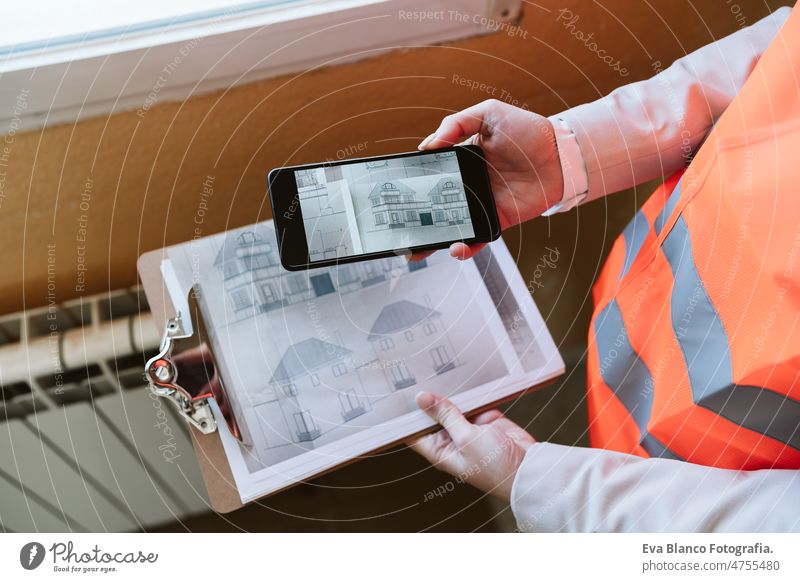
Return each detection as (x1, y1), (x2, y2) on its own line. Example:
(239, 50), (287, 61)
(416, 392), (474, 445)
(419, 100), (497, 150)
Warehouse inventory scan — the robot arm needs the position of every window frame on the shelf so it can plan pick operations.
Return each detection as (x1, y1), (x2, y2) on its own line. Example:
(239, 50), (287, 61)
(222, 261), (239, 279)
(430, 344), (450, 368)
(1, 0), (522, 131)
(389, 360), (413, 383)
(339, 389), (362, 413)
(230, 288), (251, 310)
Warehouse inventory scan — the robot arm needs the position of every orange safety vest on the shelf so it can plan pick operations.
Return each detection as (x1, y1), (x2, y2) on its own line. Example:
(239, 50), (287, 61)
(587, 7), (800, 470)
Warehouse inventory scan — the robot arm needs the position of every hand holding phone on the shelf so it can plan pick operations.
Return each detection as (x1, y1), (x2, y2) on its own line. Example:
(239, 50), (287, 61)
(417, 100), (565, 261)
(268, 145), (500, 270)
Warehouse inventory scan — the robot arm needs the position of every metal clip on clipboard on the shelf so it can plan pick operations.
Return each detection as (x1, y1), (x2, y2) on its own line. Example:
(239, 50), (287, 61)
(145, 313), (218, 435)
(142, 259), (244, 442)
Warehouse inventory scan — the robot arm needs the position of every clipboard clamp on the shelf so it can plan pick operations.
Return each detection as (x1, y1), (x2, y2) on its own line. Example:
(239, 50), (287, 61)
(145, 313), (218, 435)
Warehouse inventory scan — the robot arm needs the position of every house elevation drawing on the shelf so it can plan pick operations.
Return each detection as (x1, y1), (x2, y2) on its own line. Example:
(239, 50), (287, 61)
(262, 337), (373, 445)
(251, 296), (462, 454)
(368, 300), (460, 389)
(366, 175), (469, 231)
(212, 222), (428, 324)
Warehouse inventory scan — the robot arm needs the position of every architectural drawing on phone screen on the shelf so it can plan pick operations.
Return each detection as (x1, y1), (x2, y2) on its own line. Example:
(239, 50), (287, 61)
(295, 151), (475, 258)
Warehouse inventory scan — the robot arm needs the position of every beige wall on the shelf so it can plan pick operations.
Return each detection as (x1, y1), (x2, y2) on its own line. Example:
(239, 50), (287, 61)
(1, 0), (784, 356)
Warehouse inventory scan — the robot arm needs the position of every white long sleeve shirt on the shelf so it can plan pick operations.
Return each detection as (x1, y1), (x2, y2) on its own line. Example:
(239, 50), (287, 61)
(546, 6), (791, 209)
(512, 6), (800, 532)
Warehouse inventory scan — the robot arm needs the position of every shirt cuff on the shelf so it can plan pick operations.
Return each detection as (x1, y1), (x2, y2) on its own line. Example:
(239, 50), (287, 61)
(510, 441), (593, 532)
(542, 116), (589, 216)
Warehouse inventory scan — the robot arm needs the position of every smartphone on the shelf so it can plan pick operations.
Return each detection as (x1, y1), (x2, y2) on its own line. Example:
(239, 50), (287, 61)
(268, 145), (501, 270)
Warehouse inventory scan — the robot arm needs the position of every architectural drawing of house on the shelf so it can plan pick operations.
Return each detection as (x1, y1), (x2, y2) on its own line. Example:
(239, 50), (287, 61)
(368, 179), (433, 230)
(368, 176), (469, 232)
(427, 176), (469, 226)
(248, 298), (461, 447)
(213, 226), (284, 320)
(256, 337), (374, 445)
(214, 223), (429, 323)
(367, 299), (459, 390)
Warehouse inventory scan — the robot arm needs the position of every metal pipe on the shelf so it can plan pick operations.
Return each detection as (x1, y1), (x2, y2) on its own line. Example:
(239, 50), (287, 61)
(0, 313), (159, 387)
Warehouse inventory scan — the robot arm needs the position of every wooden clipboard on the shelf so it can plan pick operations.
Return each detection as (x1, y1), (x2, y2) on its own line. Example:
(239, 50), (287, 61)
(138, 242), (562, 513)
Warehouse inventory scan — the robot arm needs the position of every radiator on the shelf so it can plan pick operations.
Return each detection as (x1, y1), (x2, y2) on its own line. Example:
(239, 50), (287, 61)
(0, 288), (210, 532)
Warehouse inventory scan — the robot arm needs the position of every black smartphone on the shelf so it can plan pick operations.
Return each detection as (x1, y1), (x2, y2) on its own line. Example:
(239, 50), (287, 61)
(268, 145), (501, 270)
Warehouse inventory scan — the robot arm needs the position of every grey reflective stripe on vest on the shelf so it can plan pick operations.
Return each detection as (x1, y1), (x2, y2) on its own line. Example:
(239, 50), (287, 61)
(595, 301), (653, 431)
(661, 216), (732, 401)
(641, 433), (684, 461)
(594, 300), (681, 458)
(701, 386), (800, 450)
(620, 211), (650, 280)
(660, 215), (800, 450)
(654, 179), (683, 237)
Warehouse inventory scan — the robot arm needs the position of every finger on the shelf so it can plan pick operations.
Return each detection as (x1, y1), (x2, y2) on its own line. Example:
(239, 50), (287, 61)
(471, 409), (504, 425)
(407, 433), (438, 463)
(407, 431), (449, 465)
(419, 100), (496, 150)
(416, 391), (473, 445)
(417, 133), (437, 150)
(450, 242), (486, 260)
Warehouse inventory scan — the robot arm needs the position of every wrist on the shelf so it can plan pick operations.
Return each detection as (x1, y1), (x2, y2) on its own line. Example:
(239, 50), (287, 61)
(542, 116), (589, 216)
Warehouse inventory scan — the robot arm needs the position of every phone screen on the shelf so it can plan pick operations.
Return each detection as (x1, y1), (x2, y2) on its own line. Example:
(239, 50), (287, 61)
(292, 151), (475, 261)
